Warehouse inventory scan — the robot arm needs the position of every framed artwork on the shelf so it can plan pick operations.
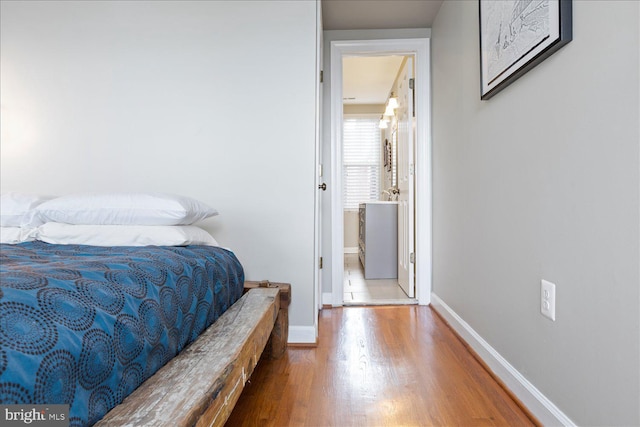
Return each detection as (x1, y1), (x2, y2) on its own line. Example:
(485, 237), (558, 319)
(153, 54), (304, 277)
(384, 139), (392, 173)
(479, 0), (572, 100)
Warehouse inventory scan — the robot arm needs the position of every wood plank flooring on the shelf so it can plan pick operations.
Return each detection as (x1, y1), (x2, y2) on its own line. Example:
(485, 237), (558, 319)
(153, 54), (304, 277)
(226, 306), (536, 427)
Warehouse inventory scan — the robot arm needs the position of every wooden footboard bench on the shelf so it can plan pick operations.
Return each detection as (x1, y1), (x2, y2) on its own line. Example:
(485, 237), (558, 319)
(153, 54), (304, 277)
(96, 282), (291, 427)
(243, 280), (291, 359)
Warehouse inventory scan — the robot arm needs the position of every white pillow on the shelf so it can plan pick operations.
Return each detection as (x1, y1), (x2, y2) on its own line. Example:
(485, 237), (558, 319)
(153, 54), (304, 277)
(0, 192), (53, 227)
(35, 192), (218, 226)
(37, 223), (219, 247)
(0, 227), (37, 244)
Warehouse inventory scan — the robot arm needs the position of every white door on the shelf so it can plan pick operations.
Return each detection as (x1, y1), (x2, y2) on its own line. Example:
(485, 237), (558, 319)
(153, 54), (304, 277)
(397, 57), (415, 298)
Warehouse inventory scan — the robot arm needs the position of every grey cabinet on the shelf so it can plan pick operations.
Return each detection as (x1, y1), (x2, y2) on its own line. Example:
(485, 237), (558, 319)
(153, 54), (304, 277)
(358, 202), (398, 279)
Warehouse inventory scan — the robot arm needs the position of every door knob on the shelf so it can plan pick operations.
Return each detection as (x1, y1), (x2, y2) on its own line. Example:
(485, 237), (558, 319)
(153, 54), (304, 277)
(318, 183), (327, 191)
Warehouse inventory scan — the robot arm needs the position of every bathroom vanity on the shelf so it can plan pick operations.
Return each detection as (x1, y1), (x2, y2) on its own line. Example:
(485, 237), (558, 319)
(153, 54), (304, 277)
(358, 201), (398, 279)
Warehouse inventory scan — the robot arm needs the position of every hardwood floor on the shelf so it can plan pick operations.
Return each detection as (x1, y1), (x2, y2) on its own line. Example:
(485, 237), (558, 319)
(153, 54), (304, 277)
(226, 306), (536, 427)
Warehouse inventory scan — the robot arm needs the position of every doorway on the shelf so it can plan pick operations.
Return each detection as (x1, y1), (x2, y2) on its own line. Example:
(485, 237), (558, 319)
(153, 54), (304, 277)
(329, 38), (432, 307)
(342, 54), (415, 305)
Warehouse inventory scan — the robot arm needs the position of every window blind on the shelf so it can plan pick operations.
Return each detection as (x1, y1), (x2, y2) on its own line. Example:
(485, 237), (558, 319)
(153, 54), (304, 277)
(343, 117), (380, 210)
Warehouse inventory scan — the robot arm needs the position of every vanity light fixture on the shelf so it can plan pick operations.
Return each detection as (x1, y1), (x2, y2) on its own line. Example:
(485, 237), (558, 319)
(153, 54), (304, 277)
(384, 104), (395, 117)
(387, 92), (399, 110)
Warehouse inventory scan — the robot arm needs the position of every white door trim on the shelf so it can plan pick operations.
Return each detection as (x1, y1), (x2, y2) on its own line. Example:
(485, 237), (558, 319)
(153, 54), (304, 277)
(313, 0), (323, 333)
(330, 38), (432, 306)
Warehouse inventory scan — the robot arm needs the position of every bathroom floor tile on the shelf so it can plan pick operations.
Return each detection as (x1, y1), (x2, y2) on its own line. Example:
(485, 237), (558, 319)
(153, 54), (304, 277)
(342, 254), (415, 305)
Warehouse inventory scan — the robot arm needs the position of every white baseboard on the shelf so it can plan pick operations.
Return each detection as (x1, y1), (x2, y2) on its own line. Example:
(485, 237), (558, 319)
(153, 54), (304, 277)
(288, 326), (317, 344)
(343, 247), (358, 254)
(430, 293), (576, 427)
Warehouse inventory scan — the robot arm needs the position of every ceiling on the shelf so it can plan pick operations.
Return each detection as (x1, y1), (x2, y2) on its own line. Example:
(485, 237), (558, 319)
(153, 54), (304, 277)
(342, 56), (406, 105)
(322, 0), (443, 31)
(325, 0), (443, 106)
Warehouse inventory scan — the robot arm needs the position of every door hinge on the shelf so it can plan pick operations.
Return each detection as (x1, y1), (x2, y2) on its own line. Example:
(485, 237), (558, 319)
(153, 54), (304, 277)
(320, 70), (324, 83)
(319, 257), (323, 269)
(410, 253), (415, 264)
(410, 78), (416, 117)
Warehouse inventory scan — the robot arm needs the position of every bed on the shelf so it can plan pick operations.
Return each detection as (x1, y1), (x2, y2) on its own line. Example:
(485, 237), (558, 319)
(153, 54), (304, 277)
(0, 192), (288, 426)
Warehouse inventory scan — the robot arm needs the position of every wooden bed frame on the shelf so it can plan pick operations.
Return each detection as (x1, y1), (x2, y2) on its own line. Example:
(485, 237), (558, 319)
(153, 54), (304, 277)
(96, 281), (290, 427)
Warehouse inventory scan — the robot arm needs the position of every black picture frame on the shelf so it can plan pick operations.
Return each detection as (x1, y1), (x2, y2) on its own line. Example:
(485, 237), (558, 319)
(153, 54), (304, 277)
(479, 0), (572, 100)
(384, 139), (392, 173)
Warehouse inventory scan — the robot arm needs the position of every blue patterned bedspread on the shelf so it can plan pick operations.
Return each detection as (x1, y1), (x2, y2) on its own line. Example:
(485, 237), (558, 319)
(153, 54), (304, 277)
(0, 241), (244, 426)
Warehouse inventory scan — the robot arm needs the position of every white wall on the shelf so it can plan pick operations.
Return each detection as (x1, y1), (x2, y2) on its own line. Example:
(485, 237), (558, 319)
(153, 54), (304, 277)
(0, 1), (319, 338)
(431, 1), (639, 425)
(343, 211), (359, 250)
(343, 104), (384, 115)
